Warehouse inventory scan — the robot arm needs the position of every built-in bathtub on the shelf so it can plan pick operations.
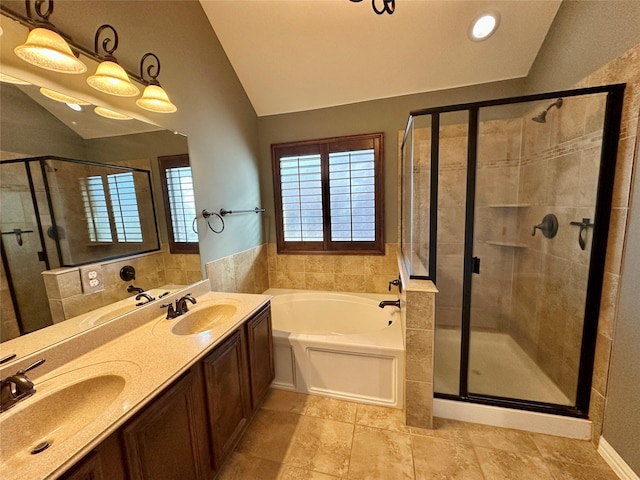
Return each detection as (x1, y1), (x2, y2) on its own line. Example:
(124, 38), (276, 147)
(265, 288), (404, 408)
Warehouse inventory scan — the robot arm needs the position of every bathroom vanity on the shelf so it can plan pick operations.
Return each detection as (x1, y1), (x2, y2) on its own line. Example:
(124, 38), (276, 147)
(0, 285), (273, 480)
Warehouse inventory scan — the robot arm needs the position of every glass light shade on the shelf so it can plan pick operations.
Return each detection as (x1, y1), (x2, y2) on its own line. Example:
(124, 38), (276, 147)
(40, 87), (91, 105)
(87, 61), (139, 97)
(0, 73), (31, 85)
(14, 28), (87, 74)
(136, 84), (177, 113)
(94, 106), (132, 120)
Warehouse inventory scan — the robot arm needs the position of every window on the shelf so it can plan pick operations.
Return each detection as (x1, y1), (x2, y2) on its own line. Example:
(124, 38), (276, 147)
(158, 154), (199, 254)
(271, 133), (384, 254)
(80, 171), (142, 243)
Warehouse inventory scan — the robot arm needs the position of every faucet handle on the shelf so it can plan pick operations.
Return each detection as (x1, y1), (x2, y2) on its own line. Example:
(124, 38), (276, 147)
(161, 302), (177, 319)
(17, 358), (45, 375)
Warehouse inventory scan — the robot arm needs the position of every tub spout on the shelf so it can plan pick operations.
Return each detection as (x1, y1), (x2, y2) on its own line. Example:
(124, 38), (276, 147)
(378, 299), (400, 309)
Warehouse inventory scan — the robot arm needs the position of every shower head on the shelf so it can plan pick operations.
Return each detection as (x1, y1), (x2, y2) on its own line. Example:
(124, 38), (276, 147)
(531, 98), (563, 123)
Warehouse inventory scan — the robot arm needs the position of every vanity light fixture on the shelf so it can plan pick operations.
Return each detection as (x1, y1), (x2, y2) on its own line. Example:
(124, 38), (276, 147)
(86, 25), (139, 97)
(13, 1), (87, 74)
(469, 11), (500, 42)
(135, 53), (177, 113)
(94, 106), (132, 120)
(0, 73), (31, 85)
(39, 87), (91, 105)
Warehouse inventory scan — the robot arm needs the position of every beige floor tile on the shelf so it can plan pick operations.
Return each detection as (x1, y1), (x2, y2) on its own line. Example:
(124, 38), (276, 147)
(475, 446), (555, 480)
(410, 417), (472, 444)
(284, 415), (354, 477)
(545, 460), (620, 480)
(348, 425), (414, 480)
(412, 435), (484, 480)
(278, 464), (345, 479)
(529, 434), (610, 467)
(355, 404), (409, 432)
(217, 451), (283, 480)
(465, 422), (541, 455)
(263, 388), (309, 414)
(304, 395), (358, 423)
(235, 409), (302, 463)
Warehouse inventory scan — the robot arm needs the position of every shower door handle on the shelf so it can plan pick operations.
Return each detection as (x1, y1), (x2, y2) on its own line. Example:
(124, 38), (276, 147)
(472, 257), (481, 274)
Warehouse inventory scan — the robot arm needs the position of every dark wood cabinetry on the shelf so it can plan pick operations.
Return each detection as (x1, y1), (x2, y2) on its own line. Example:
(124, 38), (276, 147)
(246, 305), (275, 408)
(203, 329), (251, 471)
(122, 368), (211, 480)
(59, 303), (272, 480)
(59, 434), (126, 480)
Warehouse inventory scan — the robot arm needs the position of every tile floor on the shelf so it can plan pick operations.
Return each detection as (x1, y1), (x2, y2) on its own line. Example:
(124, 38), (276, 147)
(217, 389), (619, 480)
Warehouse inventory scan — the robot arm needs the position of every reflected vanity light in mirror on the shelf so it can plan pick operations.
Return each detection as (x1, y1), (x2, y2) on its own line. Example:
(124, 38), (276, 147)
(94, 106), (132, 120)
(39, 87), (91, 105)
(0, 73), (31, 85)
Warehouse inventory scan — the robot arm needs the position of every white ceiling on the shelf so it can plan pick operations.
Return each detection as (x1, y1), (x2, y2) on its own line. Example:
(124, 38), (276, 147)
(200, 0), (562, 117)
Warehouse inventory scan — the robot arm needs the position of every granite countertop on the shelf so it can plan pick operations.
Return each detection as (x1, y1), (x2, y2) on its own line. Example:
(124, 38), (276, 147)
(0, 285), (271, 480)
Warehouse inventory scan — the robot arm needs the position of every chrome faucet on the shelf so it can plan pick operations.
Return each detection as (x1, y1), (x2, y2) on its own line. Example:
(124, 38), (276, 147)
(161, 294), (197, 319)
(135, 292), (156, 306)
(0, 358), (45, 413)
(378, 299), (400, 309)
(127, 285), (145, 294)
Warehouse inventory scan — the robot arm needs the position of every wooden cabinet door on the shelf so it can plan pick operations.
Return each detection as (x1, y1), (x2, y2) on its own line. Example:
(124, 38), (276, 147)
(60, 434), (125, 480)
(203, 329), (251, 470)
(246, 305), (275, 409)
(122, 368), (210, 480)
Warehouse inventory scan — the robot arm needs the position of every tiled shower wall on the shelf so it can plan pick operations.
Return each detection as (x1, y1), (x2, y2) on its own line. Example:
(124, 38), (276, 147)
(510, 96), (606, 401)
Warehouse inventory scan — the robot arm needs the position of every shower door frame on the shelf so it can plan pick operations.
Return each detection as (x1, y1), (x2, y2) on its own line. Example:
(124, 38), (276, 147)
(402, 83), (626, 418)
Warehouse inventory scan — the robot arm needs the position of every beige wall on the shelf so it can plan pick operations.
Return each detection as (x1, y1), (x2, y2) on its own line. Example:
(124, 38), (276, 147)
(602, 114), (640, 473)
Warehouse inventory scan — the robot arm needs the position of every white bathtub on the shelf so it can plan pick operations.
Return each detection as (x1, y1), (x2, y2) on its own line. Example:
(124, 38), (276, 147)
(266, 288), (404, 408)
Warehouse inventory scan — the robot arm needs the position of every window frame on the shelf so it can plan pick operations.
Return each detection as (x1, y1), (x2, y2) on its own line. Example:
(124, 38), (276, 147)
(271, 133), (384, 255)
(158, 154), (199, 254)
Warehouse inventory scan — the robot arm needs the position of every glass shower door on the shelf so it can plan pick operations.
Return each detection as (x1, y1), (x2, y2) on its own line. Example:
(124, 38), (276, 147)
(467, 93), (609, 406)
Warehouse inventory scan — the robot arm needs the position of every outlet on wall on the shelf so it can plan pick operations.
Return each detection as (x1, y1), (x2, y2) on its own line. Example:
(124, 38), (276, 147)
(79, 265), (105, 294)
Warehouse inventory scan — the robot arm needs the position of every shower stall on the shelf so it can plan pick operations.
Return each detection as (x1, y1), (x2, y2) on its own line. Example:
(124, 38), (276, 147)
(0, 157), (159, 340)
(400, 84), (625, 417)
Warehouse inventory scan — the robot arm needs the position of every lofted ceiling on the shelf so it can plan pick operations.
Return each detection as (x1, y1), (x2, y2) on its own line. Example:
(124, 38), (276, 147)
(200, 0), (562, 117)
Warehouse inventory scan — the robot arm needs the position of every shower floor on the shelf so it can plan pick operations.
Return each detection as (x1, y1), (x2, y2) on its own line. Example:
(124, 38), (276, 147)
(435, 328), (571, 406)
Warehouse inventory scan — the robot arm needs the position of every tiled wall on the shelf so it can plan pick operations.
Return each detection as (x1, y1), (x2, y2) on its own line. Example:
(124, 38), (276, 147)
(43, 245), (202, 322)
(267, 243), (400, 294)
(206, 244), (269, 294)
(205, 243), (401, 295)
(509, 96), (605, 401)
(0, 259), (20, 342)
(585, 43), (640, 443)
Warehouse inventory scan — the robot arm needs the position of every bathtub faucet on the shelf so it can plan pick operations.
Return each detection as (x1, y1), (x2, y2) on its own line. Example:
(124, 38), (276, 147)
(378, 299), (400, 309)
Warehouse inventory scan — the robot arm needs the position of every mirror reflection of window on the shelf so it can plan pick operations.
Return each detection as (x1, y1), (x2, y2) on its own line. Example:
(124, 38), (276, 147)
(159, 154), (199, 254)
(80, 172), (142, 244)
(80, 175), (112, 243)
(107, 173), (142, 243)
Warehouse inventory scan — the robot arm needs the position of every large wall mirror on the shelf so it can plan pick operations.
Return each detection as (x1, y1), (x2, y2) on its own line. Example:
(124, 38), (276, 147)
(0, 71), (201, 345)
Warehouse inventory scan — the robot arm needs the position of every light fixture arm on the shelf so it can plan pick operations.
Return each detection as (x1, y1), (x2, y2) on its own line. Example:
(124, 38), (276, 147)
(26, 0), (53, 23)
(349, 0), (395, 15)
(1, 1), (147, 84)
(94, 24), (119, 62)
(139, 52), (161, 86)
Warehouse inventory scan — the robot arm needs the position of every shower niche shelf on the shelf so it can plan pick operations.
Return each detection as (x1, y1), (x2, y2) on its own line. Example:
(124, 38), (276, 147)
(485, 240), (528, 248)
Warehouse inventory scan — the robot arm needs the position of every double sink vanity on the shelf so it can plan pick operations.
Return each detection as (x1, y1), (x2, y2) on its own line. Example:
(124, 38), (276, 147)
(0, 280), (274, 480)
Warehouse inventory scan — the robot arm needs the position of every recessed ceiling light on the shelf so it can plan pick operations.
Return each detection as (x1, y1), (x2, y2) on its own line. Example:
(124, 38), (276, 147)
(469, 12), (500, 42)
(66, 103), (82, 112)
